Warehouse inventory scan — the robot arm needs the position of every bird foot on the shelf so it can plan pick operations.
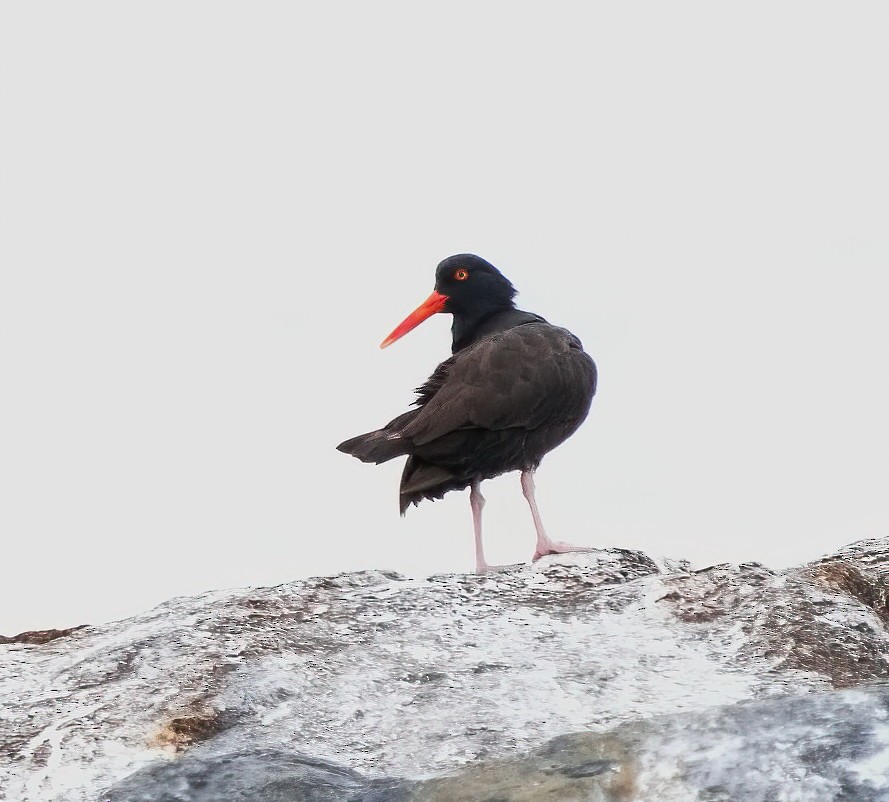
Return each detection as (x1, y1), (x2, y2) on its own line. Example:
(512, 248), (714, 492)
(532, 541), (597, 562)
(475, 560), (524, 574)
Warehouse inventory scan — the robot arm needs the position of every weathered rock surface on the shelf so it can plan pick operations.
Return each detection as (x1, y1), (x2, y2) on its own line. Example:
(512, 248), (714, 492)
(0, 626), (87, 646)
(2, 539), (889, 801)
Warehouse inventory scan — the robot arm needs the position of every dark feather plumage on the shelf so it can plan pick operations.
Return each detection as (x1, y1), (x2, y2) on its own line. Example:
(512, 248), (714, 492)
(337, 315), (597, 514)
(337, 254), (598, 572)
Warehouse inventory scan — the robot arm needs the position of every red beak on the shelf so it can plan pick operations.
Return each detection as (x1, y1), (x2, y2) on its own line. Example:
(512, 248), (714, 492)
(380, 290), (449, 349)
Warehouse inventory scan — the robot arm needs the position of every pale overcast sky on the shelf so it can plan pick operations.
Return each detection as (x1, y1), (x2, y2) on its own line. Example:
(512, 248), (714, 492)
(1, 3), (887, 634)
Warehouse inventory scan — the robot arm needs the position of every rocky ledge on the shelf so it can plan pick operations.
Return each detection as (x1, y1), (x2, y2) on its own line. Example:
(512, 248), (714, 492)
(2, 538), (889, 801)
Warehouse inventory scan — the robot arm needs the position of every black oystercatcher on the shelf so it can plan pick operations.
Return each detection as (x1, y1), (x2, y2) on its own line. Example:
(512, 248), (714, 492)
(337, 254), (597, 572)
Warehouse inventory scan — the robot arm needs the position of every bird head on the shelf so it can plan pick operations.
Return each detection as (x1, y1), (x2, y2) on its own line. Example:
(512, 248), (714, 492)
(380, 254), (517, 348)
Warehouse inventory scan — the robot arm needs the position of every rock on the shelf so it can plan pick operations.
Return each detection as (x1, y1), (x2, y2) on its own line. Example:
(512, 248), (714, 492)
(0, 625), (87, 645)
(2, 540), (889, 801)
(392, 686), (889, 801)
(103, 749), (368, 802)
(151, 708), (222, 751)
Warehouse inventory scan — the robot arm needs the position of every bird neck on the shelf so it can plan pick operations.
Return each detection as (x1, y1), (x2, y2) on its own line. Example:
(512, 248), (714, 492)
(450, 307), (503, 352)
(450, 306), (540, 353)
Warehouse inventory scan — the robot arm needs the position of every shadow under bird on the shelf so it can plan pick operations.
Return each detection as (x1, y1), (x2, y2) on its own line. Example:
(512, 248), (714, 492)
(337, 254), (597, 572)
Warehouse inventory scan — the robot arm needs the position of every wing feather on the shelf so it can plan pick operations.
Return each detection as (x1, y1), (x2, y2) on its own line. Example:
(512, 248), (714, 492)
(400, 323), (596, 446)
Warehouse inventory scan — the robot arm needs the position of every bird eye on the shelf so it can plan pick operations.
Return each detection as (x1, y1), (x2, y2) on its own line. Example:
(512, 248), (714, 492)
(454, 269), (469, 281)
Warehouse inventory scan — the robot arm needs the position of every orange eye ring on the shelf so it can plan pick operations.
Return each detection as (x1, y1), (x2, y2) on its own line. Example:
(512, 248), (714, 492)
(454, 268), (469, 281)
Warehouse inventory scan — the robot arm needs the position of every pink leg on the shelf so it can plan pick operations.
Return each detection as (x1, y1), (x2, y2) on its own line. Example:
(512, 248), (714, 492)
(521, 470), (596, 561)
(470, 482), (492, 573)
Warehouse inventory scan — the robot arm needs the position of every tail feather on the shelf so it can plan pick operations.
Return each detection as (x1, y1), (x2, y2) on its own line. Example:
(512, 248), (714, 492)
(398, 456), (465, 514)
(337, 429), (410, 464)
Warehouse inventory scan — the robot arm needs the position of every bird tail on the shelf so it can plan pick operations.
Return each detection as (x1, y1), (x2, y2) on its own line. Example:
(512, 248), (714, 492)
(336, 429), (410, 464)
(398, 457), (464, 515)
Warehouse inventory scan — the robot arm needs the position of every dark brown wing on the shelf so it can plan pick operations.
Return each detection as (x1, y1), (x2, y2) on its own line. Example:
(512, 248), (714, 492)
(400, 322), (596, 446)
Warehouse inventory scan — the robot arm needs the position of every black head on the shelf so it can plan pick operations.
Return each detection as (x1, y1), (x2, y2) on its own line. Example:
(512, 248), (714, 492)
(380, 254), (517, 349)
(434, 254), (517, 316)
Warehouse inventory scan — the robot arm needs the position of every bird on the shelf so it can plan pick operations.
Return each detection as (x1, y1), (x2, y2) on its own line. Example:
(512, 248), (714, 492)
(337, 254), (598, 573)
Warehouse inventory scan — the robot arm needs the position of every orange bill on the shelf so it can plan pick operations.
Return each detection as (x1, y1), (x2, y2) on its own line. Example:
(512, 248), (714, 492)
(380, 290), (449, 348)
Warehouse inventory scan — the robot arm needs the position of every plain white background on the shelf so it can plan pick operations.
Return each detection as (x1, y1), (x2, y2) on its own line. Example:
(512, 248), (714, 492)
(1, 3), (887, 635)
